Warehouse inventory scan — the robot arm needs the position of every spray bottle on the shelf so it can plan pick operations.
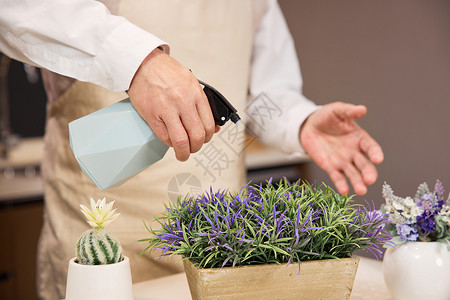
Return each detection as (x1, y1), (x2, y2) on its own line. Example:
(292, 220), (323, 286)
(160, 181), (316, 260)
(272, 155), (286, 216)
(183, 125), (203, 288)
(68, 80), (241, 190)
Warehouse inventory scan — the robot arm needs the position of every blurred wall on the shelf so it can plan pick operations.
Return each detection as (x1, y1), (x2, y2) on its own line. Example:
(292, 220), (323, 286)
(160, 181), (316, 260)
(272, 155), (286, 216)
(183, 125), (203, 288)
(279, 0), (450, 205)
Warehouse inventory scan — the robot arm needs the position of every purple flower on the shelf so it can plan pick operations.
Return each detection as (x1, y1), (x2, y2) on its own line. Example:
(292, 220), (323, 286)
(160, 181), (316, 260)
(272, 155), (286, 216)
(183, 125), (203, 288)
(396, 223), (418, 242)
(416, 211), (437, 232)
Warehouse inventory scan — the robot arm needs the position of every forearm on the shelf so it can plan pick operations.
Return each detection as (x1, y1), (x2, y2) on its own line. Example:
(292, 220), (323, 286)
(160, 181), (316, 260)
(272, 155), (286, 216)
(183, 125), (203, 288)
(0, 0), (168, 91)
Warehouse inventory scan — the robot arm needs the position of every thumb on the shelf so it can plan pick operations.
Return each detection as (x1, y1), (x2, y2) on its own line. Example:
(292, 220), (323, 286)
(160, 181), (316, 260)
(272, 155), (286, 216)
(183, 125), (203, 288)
(333, 103), (367, 120)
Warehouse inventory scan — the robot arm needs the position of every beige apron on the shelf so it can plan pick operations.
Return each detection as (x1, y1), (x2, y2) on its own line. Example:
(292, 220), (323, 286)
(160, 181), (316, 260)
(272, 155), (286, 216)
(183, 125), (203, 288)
(37, 1), (255, 299)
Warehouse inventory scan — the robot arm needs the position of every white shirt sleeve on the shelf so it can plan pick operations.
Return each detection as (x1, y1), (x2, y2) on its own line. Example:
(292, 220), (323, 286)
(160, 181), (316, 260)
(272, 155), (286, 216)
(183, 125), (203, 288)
(247, 0), (319, 155)
(0, 0), (168, 92)
(0, 0), (316, 154)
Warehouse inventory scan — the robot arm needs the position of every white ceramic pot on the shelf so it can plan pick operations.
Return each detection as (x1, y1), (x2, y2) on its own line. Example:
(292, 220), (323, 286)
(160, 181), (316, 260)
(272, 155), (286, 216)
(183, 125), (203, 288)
(65, 256), (133, 300)
(383, 241), (450, 300)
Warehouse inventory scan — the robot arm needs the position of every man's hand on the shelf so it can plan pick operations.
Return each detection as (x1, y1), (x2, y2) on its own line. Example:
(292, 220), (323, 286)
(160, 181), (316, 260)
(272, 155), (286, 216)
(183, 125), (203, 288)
(127, 48), (219, 161)
(300, 102), (384, 195)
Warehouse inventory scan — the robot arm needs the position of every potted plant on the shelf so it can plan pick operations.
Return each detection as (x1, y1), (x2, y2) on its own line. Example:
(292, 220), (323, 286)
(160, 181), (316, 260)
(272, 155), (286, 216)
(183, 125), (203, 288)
(65, 198), (133, 300)
(140, 178), (389, 300)
(381, 180), (450, 300)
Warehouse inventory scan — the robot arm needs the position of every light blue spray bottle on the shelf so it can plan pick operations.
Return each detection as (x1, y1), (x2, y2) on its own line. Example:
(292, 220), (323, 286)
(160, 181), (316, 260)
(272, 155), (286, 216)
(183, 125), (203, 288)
(68, 80), (241, 190)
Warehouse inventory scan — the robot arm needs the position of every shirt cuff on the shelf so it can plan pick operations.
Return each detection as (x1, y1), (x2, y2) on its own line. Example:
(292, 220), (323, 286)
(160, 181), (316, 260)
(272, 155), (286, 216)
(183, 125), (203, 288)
(90, 20), (169, 92)
(283, 100), (320, 155)
(246, 92), (320, 157)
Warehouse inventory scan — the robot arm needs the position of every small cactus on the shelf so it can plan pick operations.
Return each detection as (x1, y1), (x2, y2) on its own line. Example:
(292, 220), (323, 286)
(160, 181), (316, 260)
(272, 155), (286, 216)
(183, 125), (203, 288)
(76, 198), (123, 265)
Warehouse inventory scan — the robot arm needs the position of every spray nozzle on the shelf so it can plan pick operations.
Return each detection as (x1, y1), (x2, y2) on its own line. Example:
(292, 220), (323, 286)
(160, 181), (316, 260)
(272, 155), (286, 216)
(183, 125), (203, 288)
(199, 80), (241, 126)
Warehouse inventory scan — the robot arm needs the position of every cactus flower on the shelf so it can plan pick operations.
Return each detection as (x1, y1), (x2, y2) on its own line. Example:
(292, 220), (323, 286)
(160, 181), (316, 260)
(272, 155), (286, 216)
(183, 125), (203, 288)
(76, 198), (123, 265)
(80, 197), (120, 229)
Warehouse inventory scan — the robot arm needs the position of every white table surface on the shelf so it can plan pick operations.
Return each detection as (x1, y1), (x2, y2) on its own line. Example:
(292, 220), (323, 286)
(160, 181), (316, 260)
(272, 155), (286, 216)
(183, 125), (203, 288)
(132, 257), (393, 300)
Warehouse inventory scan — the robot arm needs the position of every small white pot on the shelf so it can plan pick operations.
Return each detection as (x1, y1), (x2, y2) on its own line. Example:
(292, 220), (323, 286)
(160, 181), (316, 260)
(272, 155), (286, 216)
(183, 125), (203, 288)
(383, 241), (450, 300)
(65, 256), (133, 300)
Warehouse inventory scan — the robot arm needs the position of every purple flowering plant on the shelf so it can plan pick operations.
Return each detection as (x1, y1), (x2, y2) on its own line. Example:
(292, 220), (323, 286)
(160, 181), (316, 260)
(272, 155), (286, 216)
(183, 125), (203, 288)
(381, 180), (450, 248)
(140, 178), (390, 268)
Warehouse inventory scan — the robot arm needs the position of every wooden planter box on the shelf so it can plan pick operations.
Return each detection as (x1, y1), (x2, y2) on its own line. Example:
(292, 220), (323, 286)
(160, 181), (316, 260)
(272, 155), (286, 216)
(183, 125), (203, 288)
(183, 256), (360, 300)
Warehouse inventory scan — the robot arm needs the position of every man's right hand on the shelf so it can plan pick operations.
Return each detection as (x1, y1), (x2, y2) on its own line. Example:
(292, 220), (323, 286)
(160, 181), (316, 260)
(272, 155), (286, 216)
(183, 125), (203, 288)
(127, 48), (219, 161)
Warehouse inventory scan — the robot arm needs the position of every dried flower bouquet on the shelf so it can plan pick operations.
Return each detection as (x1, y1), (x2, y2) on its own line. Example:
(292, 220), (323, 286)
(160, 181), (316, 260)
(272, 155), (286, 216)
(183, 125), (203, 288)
(381, 180), (450, 248)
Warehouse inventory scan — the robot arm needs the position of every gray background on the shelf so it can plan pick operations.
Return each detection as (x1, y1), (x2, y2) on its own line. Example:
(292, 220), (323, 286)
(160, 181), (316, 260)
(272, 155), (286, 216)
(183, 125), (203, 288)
(279, 0), (450, 206)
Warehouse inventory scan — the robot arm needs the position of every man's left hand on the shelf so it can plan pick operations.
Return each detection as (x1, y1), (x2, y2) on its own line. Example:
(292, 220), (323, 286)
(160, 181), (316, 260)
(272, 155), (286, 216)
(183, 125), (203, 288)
(299, 102), (384, 195)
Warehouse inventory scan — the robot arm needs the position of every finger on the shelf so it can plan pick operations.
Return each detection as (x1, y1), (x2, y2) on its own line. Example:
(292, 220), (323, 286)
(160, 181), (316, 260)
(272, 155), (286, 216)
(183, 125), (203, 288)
(196, 90), (216, 143)
(359, 135), (384, 165)
(346, 105), (367, 120)
(343, 163), (367, 195)
(353, 152), (378, 185)
(328, 170), (350, 195)
(332, 103), (367, 120)
(180, 106), (206, 154)
(149, 119), (173, 147)
(164, 115), (190, 161)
